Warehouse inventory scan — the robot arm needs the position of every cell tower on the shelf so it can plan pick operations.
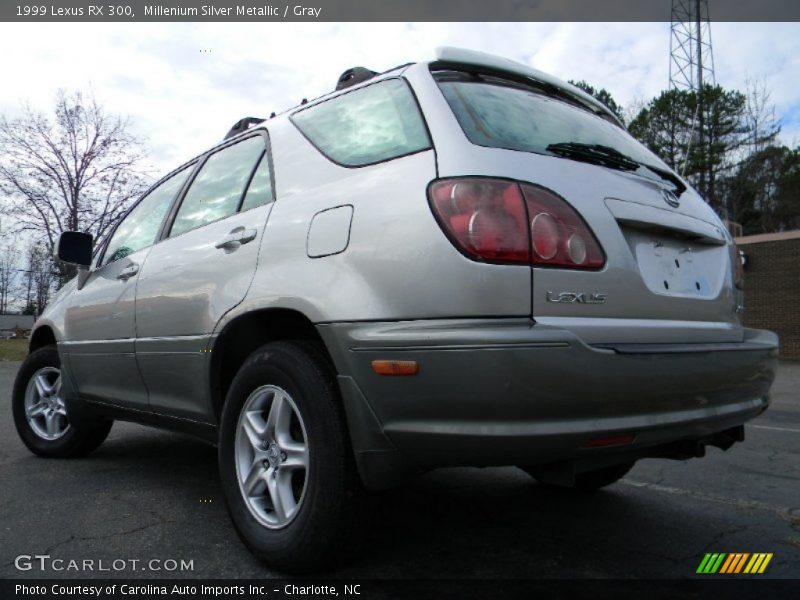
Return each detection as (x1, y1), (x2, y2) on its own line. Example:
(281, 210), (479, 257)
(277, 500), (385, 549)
(668, 0), (717, 208)
(669, 0), (716, 93)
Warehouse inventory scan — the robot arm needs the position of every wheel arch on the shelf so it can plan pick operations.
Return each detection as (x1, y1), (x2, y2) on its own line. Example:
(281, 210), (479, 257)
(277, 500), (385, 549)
(209, 308), (335, 421)
(29, 324), (57, 353)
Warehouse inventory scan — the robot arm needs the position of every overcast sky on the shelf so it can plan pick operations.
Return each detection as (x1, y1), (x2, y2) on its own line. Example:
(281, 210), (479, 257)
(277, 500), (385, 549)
(0, 21), (799, 180)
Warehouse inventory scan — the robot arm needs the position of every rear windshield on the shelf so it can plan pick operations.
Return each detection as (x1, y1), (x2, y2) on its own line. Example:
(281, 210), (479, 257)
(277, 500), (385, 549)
(434, 70), (666, 169)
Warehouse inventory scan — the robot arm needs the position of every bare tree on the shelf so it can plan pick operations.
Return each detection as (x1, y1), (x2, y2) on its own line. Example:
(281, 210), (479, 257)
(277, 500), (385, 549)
(743, 77), (781, 158)
(21, 243), (56, 316)
(0, 244), (17, 313)
(21, 248), (36, 315)
(0, 90), (148, 281)
(621, 96), (646, 130)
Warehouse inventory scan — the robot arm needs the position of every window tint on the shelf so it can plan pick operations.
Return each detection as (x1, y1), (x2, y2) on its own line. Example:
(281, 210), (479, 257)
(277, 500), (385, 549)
(291, 79), (430, 167)
(170, 136), (265, 237)
(240, 152), (273, 212)
(102, 166), (192, 266)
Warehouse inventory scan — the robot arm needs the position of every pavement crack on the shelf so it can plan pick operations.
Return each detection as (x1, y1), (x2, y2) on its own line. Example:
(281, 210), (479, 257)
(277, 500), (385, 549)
(10, 520), (173, 559)
(699, 524), (749, 555)
(621, 479), (799, 525)
(41, 534), (79, 556)
(1, 534), (78, 568)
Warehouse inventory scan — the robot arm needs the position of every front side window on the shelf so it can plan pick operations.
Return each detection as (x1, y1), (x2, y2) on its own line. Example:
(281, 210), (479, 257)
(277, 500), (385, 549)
(170, 136), (265, 238)
(291, 78), (431, 167)
(102, 165), (193, 266)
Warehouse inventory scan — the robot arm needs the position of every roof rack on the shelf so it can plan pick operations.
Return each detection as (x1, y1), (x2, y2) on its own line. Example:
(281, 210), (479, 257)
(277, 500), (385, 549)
(335, 67), (377, 91)
(223, 117), (265, 140)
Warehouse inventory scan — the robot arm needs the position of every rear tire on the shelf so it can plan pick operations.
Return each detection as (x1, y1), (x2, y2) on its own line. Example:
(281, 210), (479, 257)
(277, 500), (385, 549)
(521, 461), (635, 492)
(12, 345), (113, 458)
(218, 341), (367, 572)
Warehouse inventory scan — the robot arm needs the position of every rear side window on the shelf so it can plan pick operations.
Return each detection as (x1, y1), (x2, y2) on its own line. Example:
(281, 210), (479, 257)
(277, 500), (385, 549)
(102, 165), (192, 266)
(170, 135), (265, 237)
(291, 79), (430, 167)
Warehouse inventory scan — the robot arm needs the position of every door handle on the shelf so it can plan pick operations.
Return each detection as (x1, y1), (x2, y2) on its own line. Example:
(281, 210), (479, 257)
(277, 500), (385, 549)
(117, 263), (139, 281)
(215, 227), (258, 250)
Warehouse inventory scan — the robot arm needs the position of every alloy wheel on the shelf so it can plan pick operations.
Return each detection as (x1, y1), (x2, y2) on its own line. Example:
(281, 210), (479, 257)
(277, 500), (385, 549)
(24, 366), (70, 441)
(234, 385), (310, 529)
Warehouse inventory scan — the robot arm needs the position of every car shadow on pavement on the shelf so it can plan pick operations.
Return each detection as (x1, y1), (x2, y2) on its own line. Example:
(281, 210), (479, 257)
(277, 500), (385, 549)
(7, 423), (782, 580)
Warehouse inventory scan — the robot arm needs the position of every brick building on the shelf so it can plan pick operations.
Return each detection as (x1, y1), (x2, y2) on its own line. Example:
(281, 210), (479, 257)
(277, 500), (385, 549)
(735, 230), (800, 360)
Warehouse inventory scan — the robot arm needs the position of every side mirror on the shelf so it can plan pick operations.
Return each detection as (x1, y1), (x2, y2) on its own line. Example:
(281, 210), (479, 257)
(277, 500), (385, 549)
(55, 231), (93, 268)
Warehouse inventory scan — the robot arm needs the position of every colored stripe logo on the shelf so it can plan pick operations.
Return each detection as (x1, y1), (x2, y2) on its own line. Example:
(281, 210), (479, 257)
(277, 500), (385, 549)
(697, 553), (773, 574)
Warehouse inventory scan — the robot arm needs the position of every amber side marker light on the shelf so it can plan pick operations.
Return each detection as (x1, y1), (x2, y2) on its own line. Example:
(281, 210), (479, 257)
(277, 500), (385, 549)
(580, 433), (636, 449)
(371, 360), (419, 376)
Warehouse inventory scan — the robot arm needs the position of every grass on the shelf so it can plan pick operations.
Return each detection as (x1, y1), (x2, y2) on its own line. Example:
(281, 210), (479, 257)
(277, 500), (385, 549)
(0, 339), (28, 362)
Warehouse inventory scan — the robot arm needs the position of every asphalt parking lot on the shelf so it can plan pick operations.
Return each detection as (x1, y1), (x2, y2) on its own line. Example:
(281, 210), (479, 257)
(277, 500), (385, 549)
(0, 360), (798, 580)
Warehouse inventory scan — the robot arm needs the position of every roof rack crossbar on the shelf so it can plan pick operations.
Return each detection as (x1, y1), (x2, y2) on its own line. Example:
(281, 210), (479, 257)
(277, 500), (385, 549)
(335, 67), (377, 91)
(224, 117), (265, 140)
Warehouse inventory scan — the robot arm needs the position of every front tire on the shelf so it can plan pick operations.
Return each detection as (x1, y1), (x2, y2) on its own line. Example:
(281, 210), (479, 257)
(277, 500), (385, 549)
(218, 341), (366, 572)
(12, 345), (113, 458)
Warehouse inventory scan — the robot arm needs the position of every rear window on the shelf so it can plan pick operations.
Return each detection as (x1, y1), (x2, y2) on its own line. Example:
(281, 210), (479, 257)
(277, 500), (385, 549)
(170, 135), (265, 237)
(291, 78), (431, 167)
(434, 70), (665, 168)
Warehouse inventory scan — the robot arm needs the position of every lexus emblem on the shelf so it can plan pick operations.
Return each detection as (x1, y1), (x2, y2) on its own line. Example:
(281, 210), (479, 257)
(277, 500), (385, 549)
(661, 189), (681, 208)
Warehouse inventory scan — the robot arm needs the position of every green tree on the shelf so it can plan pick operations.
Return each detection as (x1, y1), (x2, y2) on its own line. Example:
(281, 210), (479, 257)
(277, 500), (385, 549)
(569, 80), (624, 122)
(723, 145), (800, 234)
(627, 88), (690, 171)
(627, 84), (778, 215)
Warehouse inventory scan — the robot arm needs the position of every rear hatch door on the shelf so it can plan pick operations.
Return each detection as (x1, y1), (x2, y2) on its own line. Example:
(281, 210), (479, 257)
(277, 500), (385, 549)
(426, 64), (742, 344)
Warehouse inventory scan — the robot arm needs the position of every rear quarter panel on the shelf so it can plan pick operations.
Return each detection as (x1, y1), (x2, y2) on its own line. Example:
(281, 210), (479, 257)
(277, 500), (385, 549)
(228, 111), (532, 325)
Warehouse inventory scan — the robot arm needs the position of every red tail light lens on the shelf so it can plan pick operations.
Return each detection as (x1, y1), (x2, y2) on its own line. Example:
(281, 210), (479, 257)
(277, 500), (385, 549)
(520, 183), (605, 268)
(427, 179), (529, 263)
(530, 213), (559, 260)
(428, 178), (605, 269)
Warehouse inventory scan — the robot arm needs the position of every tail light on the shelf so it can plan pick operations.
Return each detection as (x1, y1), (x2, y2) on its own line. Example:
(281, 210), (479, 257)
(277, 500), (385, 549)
(426, 179), (529, 263)
(522, 183), (605, 268)
(428, 177), (605, 269)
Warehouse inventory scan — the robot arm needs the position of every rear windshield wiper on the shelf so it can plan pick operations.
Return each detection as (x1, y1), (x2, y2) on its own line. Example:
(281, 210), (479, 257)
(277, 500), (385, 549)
(545, 142), (686, 196)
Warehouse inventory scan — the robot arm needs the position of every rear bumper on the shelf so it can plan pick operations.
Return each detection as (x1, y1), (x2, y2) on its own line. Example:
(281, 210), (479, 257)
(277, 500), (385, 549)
(317, 319), (778, 489)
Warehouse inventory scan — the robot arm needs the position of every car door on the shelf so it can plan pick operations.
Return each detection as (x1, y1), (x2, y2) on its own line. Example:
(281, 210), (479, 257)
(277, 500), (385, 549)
(63, 165), (194, 410)
(134, 132), (275, 421)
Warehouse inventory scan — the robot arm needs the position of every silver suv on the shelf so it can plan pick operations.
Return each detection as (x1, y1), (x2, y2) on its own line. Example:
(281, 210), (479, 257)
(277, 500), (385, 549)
(12, 48), (778, 570)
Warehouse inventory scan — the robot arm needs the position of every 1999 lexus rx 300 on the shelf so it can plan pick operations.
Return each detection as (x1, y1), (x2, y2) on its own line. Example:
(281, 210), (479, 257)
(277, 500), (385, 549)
(12, 48), (778, 571)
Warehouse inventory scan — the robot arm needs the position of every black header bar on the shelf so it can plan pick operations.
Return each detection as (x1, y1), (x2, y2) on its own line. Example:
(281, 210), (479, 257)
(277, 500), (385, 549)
(2, 0), (800, 22)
